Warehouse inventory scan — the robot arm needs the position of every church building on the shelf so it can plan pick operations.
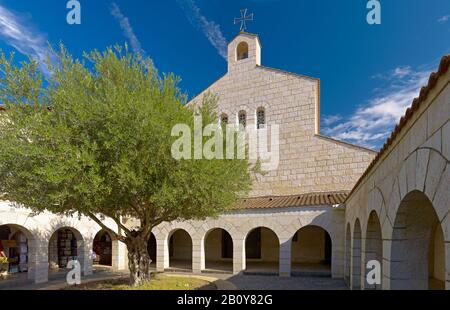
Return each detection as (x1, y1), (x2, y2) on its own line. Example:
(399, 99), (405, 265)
(0, 31), (449, 290)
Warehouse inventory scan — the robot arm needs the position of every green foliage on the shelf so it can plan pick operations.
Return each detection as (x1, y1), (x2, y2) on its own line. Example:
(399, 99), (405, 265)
(0, 46), (252, 234)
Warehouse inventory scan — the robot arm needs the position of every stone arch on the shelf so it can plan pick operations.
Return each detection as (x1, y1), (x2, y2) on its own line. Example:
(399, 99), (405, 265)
(385, 148), (449, 237)
(364, 211), (383, 290)
(0, 223), (37, 281)
(202, 227), (234, 273)
(48, 226), (85, 272)
(147, 232), (157, 268)
(291, 225), (332, 277)
(166, 228), (193, 271)
(244, 226), (279, 275)
(92, 229), (118, 268)
(236, 41), (249, 61)
(390, 190), (446, 290)
(351, 219), (362, 290)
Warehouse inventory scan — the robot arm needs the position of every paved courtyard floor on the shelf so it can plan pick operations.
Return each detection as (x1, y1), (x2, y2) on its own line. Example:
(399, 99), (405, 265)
(0, 267), (347, 290)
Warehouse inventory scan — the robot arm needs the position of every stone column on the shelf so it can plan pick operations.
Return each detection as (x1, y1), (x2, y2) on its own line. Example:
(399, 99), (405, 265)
(82, 241), (93, 276)
(351, 233), (362, 290)
(445, 242), (450, 290)
(233, 237), (246, 274)
(28, 239), (49, 284)
(382, 239), (391, 290)
(156, 236), (168, 272)
(116, 241), (128, 271)
(192, 237), (204, 274)
(279, 238), (291, 277)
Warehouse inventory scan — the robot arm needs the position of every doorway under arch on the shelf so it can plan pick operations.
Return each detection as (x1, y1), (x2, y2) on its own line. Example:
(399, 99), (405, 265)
(147, 233), (157, 269)
(352, 220), (362, 290)
(93, 230), (112, 266)
(48, 227), (84, 271)
(167, 229), (192, 271)
(244, 227), (279, 275)
(0, 224), (33, 275)
(345, 224), (351, 286)
(203, 228), (233, 273)
(291, 225), (332, 277)
(390, 190), (445, 290)
(365, 211), (383, 289)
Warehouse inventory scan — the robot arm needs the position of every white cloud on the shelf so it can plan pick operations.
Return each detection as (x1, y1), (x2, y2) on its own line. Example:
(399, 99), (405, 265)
(438, 15), (450, 23)
(0, 5), (51, 72)
(323, 66), (432, 150)
(322, 115), (342, 126)
(176, 0), (227, 60)
(110, 3), (145, 55)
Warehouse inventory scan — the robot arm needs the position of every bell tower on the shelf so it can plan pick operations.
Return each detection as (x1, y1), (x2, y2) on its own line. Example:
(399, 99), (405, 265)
(227, 32), (262, 72)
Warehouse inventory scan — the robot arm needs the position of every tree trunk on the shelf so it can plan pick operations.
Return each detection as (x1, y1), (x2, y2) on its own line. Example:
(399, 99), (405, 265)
(126, 237), (152, 287)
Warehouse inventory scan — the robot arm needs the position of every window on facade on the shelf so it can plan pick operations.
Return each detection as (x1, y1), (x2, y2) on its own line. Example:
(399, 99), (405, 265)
(257, 108), (265, 129)
(238, 111), (247, 128)
(237, 42), (249, 61)
(221, 114), (229, 125)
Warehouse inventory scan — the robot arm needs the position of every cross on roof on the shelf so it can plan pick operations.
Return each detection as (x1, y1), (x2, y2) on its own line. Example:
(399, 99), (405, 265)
(234, 9), (254, 32)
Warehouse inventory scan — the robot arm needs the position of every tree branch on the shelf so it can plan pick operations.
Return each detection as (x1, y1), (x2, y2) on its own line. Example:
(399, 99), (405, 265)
(86, 211), (126, 242)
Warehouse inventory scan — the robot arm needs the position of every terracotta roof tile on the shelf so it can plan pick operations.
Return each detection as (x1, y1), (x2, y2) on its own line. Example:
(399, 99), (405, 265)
(233, 191), (348, 210)
(346, 54), (450, 201)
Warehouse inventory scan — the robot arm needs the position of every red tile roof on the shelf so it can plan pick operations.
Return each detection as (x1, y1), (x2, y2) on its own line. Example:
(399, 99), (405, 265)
(346, 55), (450, 201)
(233, 191), (349, 210)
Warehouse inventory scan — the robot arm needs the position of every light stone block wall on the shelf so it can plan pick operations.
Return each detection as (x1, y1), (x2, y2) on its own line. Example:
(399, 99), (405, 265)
(189, 33), (376, 197)
(345, 67), (450, 290)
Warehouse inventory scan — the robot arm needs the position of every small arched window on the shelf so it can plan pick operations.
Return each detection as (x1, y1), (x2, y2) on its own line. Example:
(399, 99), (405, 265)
(238, 110), (247, 128)
(257, 108), (265, 129)
(236, 42), (249, 61)
(221, 113), (229, 125)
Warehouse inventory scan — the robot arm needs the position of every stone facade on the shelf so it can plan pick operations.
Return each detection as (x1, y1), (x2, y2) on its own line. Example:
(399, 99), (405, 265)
(344, 56), (450, 290)
(188, 32), (376, 197)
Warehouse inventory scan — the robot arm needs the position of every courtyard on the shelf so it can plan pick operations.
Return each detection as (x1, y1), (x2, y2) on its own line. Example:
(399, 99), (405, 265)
(0, 267), (347, 290)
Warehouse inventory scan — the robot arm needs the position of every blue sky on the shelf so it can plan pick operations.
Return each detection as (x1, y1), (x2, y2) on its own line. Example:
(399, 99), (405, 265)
(0, 0), (449, 150)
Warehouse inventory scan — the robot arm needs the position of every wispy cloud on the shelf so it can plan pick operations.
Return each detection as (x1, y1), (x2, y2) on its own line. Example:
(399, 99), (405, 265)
(322, 115), (342, 126)
(323, 65), (432, 150)
(110, 2), (145, 55)
(176, 0), (227, 60)
(438, 14), (450, 23)
(0, 5), (51, 71)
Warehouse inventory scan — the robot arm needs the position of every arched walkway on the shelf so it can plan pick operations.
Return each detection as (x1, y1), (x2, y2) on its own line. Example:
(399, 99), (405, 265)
(244, 227), (279, 275)
(291, 225), (332, 277)
(345, 224), (351, 286)
(93, 230), (112, 266)
(352, 220), (362, 290)
(147, 233), (157, 269)
(365, 211), (382, 289)
(0, 224), (34, 277)
(203, 228), (233, 273)
(48, 227), (84, 271)
(167, 229), (192, 271)
(390, 190), (445, 290)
